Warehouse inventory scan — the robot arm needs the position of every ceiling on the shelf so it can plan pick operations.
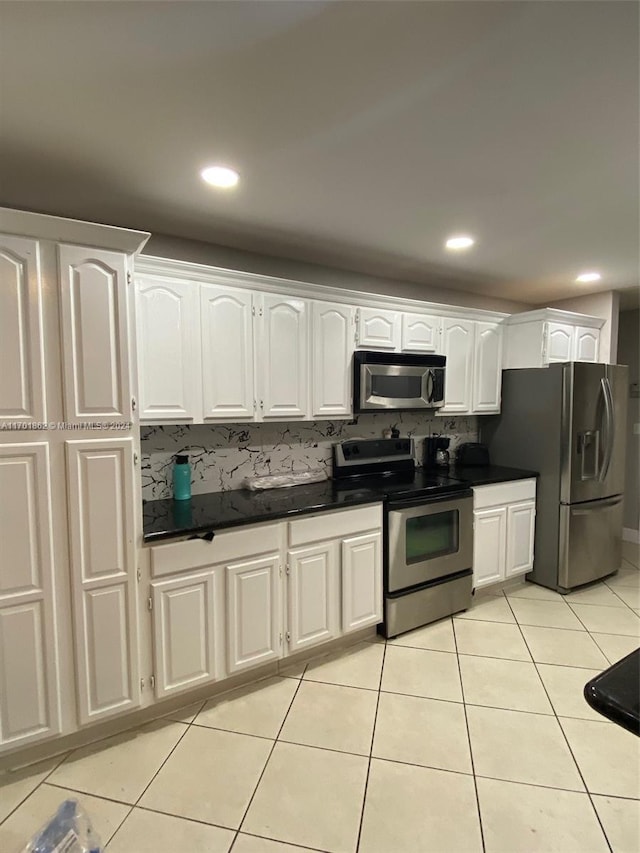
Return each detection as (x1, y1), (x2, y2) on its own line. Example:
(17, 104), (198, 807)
(1, 1), (638, 308)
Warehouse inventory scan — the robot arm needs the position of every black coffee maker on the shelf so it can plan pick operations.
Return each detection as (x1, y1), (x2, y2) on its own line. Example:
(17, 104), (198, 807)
(423, 436), (451, 469)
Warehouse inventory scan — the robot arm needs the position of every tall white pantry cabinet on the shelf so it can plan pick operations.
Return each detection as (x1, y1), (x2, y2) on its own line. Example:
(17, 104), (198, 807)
(0, 209), (149, 754)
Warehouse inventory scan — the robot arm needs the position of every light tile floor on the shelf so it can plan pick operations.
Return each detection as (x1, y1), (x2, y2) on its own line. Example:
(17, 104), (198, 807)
(2, 547), (639, 853)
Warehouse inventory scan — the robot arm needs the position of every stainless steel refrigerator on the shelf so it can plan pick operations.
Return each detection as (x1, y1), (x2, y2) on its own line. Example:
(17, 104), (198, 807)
(483, 362), (628, 592)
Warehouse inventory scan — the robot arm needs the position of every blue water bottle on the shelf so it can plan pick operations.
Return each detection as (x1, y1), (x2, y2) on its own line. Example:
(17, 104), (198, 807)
(173, 454), (191, 501)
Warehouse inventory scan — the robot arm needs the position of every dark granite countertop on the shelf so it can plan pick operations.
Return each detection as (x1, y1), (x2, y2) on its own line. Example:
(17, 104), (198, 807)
(143, 464), (538, 543)
(143, 480), (385, 543)
(584, 648), (640, 735)
(447, 465), (539, 487)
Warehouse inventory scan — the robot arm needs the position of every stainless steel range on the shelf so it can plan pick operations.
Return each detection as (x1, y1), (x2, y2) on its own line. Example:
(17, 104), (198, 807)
(332, 438), (473, 638)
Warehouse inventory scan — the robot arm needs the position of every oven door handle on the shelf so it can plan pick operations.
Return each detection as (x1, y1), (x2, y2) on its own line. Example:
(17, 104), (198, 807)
(387, 490), (472, 511)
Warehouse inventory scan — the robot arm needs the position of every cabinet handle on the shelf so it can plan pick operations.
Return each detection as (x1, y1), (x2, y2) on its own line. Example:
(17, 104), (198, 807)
(260, 400), (264, 410)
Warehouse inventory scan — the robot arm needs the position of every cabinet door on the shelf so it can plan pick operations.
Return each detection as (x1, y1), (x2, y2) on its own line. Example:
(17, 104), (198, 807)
(258, 294), (308, 419)
(288, 542), (340, 653)
(136, 277), (199, 421)
(151, 571), (217, 698)
(226, 554), (281, 673)
(0, 443), (60, 750)
(58, 245), (132, 422)
(573, 327), (599, 363)
(401, 313), (441, 353)
(312, 302), (354, 418)
(342, 531), (383, 633)
(0, 235), (46, 424)
(356, 307), (399, 350)
(66, 438), (140, 724)
(505, 501), (536, 578)
(472, 321), (503, 413)
(545, 322), (574, 364)
(201, 285), (254, 421)
(473, 507), (506, 589)
(440, 318), (474, 414)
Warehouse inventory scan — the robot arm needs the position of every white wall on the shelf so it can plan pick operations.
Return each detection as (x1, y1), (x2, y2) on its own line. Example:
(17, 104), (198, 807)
(617, 309), (639, 536)
(144, 233), (528, 314)
(542, 291), (620, 363)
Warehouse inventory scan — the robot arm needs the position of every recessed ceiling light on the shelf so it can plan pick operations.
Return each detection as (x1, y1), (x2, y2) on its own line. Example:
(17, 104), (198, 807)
(445, 235), (475, 250)
(575, 271), (602, 283)
(200, 165), (239, 188)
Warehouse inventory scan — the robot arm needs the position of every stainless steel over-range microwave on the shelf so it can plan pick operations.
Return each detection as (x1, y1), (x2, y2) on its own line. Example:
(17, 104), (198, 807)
(354, 351), (446, 413)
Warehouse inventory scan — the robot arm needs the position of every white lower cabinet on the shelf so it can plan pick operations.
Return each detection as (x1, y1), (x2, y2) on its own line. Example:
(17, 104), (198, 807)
(0, 443), (61, 749)
(151, 570), (218, 698)
(66, 438), (140, 725)
(226, 553), (282, 674)
(473, 480), (536, 590)
(473, 508), (506, 588)
(342, 532), (383, 632)
(505, 502), (536, 578)
(287, 542), (340, 652)
(144, 506), (383, 704)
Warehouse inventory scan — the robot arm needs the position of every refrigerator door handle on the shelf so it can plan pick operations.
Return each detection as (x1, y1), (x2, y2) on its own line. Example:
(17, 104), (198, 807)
(599, 377), (615, 483)
(570, 495), (623, 516)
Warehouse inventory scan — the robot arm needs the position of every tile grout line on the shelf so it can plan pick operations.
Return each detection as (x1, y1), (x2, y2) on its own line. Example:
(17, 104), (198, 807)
(503, 596), (615, 853)
(103, 699), (208, 849)
(452, 616), (487, 853)
(230, 664), (308, 851)
(354, 638), (387, 853)
(0, 750), (71, 832)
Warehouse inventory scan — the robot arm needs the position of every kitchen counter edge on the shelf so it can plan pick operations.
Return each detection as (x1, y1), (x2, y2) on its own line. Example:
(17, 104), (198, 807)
(142, 465), (539, 544)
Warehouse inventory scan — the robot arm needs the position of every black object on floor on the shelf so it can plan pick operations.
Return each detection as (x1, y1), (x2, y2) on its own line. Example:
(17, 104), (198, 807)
(584, 648), (640, 736)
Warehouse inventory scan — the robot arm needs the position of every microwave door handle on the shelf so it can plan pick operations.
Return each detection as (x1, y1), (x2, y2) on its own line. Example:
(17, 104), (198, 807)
(599, 377), (614, 482)
(426, 370), (434, 403)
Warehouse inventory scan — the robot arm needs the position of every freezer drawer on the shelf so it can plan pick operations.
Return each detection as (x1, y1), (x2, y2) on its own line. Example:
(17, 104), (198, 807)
(558, 495), (623, 591)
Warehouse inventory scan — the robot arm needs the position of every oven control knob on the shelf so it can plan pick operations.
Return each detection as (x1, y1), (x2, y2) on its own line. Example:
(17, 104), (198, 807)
(352, 446), (360, 455)
(343, 448), (351, 458)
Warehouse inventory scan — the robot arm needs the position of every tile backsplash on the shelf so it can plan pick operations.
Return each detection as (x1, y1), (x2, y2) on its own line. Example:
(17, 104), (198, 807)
(141, 413), (478, 501)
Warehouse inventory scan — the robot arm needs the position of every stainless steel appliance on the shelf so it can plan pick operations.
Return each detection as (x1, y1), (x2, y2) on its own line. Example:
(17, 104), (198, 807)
(353, 351), (445, 413)
(484, 362), (628, 592)
(332, 438), (473, 637)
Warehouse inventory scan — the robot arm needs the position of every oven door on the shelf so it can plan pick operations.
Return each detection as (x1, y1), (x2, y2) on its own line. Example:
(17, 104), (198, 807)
(387, 493), (473, 592)
(360, 365), (444, 411)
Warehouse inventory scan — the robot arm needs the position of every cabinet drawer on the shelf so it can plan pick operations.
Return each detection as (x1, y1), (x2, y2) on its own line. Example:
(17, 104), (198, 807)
(473, 478), (536, 510)
(289, 504), (382, 547)
(150, 522), (281, 577)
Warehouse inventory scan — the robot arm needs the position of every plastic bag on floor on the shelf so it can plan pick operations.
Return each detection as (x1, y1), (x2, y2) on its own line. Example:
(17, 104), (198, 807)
(20, 798), (103, 853)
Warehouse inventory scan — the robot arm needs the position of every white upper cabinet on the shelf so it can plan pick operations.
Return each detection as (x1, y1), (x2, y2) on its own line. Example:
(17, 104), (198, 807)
(201, 285), (254, 421)
(401, 313), (442, 353)
(257, 293), (309, 420)
(66, 437), (140, 725)
(0, 443), (60, 750)
(503, 309), (603, 369)
(311, 301), (354, 419)
(137, 277), (199, 421)
(440, 318), (474, 413)
(573, 326), (599, 362)
(472, 321), (503, 413)
(356, 307), (399, 350)
(0, 235), (46, 424)
(58, 245), (132, 422)
(545, 322), (574, 363)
